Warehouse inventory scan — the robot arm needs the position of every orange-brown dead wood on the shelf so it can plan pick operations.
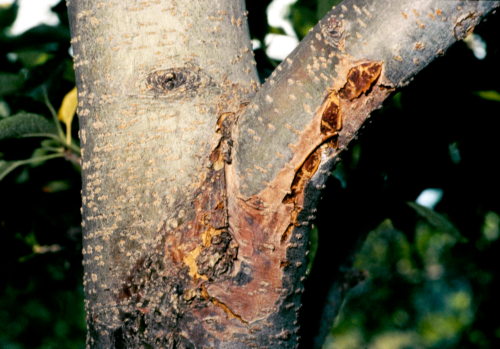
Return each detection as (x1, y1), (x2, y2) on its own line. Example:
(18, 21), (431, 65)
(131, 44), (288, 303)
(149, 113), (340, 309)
(339, 62), (382, 100)
(320, 91), (342, 136)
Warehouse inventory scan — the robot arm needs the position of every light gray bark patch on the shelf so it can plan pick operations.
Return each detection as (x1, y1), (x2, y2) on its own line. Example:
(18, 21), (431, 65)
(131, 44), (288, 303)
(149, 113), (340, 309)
(340, 0), (499, 87)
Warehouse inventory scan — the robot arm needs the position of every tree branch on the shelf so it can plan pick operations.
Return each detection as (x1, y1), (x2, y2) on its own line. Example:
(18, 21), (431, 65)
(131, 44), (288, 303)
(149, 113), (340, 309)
(67, 0), (499, 347)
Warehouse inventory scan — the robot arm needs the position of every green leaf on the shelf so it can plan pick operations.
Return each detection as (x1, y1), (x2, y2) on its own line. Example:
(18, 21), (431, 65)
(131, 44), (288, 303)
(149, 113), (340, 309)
(42, 180), (72, 193)
(0, 72), (25, 96)
(406, 202), (462, 240)
(0, 159), (24, 182)
(0, 113), (56, 140)
(354, 219), (413, 276)
(40, 138), (64, 152)
(317, 0), (343, 20)
(0, 153), (64, 181)
(0, 100), (10, 118)
(63, 59), (76, 83)
(30, 147), (48, 167)
(0, 0), (18, 30)
(8, 24), (71, 49)
(473, 90), (500, 102)
(16, 51), (54, 68)
(291, 3), (316, 39)
(15, 166), (29, 183)
(43, 87), (65, 141)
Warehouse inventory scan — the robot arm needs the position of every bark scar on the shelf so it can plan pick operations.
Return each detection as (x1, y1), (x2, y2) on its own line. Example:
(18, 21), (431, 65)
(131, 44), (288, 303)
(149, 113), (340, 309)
(454, 12), (476, 40)
(321, 18), (346, 50)
(143, 63), (212, 97)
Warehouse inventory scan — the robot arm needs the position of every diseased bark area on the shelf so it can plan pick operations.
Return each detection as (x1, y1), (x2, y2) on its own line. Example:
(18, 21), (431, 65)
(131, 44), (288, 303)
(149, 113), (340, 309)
(234, 0), (497, 197)
(69, 0), (499, 348)
(69, 0), (265, 347)
(224, 0), (497, 347)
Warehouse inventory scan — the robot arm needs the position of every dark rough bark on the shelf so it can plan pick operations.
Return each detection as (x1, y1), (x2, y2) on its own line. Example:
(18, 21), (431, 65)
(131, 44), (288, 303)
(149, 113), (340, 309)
(67, 0), (499, 348)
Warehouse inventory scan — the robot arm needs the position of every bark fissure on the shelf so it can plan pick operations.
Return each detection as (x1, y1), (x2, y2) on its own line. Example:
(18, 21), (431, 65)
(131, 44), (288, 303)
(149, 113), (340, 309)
(201, 285), (249, 326)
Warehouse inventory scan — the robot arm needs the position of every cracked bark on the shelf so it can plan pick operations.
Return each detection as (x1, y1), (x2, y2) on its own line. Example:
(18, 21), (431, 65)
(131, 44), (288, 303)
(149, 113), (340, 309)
(68, 0), (499, 348)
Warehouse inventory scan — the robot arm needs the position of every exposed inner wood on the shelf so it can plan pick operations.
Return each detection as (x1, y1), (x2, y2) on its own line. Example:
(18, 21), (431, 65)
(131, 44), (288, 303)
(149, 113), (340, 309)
(320, 91), (342, 136)
(339, 62), (382, 100)
(283, 146), (323, 205)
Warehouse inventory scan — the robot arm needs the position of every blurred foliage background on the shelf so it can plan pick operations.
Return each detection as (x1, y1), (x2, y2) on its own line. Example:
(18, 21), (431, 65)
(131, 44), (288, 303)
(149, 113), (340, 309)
(0, 0), (499, 348)
(0, 0), (84, 348)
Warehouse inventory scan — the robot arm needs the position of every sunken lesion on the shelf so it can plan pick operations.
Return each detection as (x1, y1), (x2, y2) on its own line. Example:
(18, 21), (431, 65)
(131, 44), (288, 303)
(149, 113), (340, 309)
(283, 146), (323, 205)
(280, 60), (385, 248)
(339, 62), (382, 100)
(321, 62), (382, 136)
(182, 107), (244, 282)
(321, 91), (342, 136)
(110, 103), (245, 345)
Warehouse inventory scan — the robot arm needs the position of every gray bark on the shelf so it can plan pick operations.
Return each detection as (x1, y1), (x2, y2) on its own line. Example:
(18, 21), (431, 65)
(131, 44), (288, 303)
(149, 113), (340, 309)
(67, 0), (499, 348)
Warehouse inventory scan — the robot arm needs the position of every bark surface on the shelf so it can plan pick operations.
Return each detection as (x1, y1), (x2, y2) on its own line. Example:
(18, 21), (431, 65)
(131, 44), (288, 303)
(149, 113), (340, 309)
(68, 0), (499, 348)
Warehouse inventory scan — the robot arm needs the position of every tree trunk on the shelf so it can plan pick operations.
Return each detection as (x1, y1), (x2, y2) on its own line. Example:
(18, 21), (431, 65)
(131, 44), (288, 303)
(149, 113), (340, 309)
(67, 0), (499, 347)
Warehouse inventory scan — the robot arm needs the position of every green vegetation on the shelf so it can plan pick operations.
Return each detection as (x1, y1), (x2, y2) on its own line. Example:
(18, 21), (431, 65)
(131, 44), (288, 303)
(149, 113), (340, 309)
(0, 2), (84, 348)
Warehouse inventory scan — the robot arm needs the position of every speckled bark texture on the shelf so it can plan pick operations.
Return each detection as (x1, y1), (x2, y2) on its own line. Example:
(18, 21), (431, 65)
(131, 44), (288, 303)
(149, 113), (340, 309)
(67, 0), (499, 348)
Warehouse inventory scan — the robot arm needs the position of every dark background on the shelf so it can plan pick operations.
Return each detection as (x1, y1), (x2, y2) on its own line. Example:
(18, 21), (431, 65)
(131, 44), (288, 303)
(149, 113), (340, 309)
(1, 0), (499, 348)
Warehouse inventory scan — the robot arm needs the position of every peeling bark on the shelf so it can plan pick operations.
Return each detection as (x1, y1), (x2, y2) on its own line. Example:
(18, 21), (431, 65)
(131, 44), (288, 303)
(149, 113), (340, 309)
(68, 0), (499, 348)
